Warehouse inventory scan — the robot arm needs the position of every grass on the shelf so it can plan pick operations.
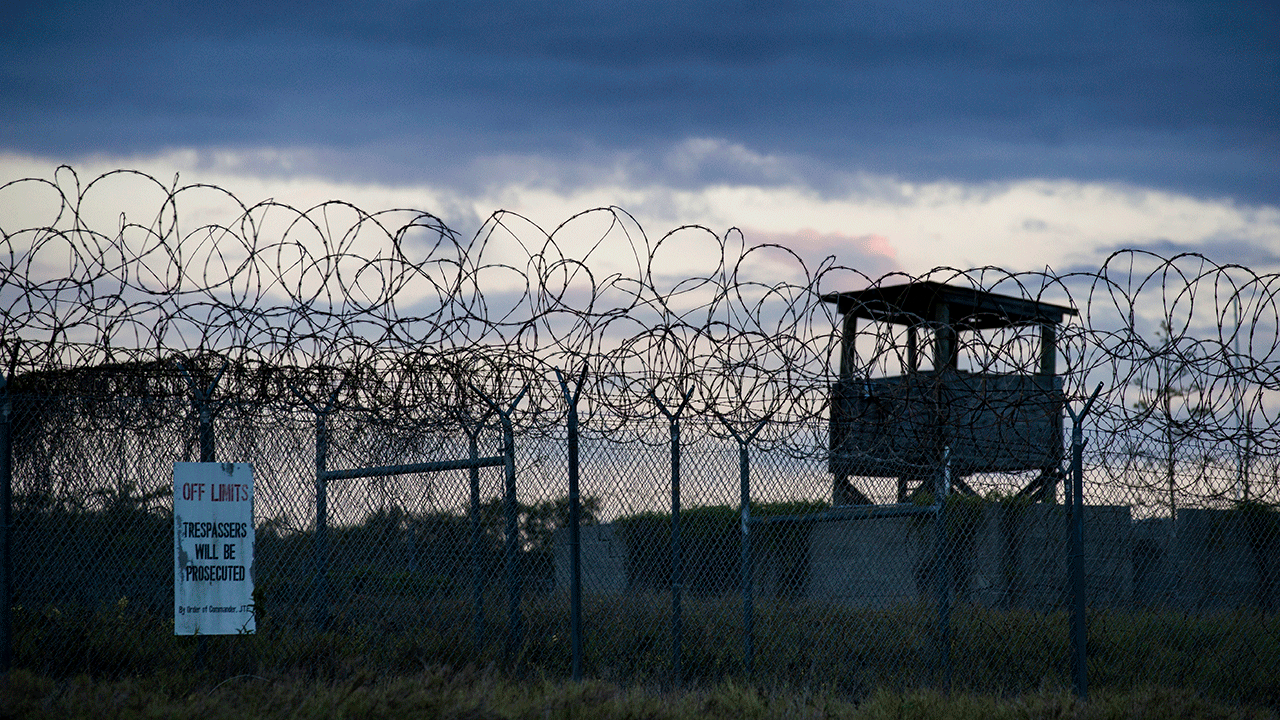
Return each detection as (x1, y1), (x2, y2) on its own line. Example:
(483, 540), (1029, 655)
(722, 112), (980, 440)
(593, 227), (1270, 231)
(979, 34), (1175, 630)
(12, 591), (1280, 709)
(3, 668), (1278, 720)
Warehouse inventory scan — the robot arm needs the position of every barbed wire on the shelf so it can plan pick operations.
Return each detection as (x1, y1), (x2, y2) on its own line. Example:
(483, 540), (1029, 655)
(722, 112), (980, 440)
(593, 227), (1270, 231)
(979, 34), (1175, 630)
(2, 167), (1279, 495)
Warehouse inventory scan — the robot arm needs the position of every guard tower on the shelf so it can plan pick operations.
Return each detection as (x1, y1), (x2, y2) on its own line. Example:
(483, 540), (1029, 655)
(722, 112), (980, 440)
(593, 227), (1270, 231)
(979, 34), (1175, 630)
(823, 281), (1077, 505)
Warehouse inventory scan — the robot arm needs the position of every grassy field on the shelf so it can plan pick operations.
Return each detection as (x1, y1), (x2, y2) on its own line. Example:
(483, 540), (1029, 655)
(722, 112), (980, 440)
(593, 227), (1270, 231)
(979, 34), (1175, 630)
(16, 594), (1280, 701)
(3, 667), (1278, 720)
(11, 591), (1280, 716)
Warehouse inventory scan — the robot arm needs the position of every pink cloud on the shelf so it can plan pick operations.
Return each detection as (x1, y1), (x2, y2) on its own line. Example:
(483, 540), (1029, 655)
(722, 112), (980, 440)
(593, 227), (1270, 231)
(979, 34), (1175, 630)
(742, 227), (900, 279)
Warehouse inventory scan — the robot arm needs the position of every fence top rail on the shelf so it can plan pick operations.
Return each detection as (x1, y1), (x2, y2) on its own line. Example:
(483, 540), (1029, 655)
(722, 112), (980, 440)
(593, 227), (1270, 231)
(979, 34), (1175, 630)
(321, 456), (506, 482)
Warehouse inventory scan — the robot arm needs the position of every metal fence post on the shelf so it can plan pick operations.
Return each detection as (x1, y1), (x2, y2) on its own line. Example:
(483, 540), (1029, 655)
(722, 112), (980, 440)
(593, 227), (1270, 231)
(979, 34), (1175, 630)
(473, 385), (528, 666)
(176, 361), (226, 463)
(1065, 383), (1103, 701)
(556, 368), (586, 681)
(314, 405), (331, 629)
(738, 439), (753, 677)
(462, 414), (489, 653)
(196, 393), (214, 665)
(501, 410), (518, 661)
(935, 446), (952, 693)
(718, 413), (769, 678)
(0, 376), (12, 674)
(652, 388), (693, 686)
(199, 405), (215, 463)
(193, 394), (216, 463)
(290, 379), (343, 631)
(177, 362), (223, 666)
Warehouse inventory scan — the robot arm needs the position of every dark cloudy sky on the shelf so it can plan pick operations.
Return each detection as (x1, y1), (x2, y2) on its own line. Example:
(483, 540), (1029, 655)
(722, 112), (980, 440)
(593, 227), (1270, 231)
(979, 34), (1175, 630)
(2, 0), (1277, 273)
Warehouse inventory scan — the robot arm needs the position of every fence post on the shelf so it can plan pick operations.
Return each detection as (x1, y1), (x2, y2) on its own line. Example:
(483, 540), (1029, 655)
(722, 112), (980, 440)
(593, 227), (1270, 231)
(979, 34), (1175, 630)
(199, 405), (215, 463)
(717, 413), (769, 678)
(176, 362), (224, 666)
(556, 368), (587, 682)
(500, 392), (525, 665)
(176, 361), (226, 463)
(314, 405), (330, 629)
(1065, 383), (1103, 701)
(462, 412), (491, 654)
(473, 385), (528, 666)
(0, 375), (11, 674)
(651, 388), (693, 686)
(198, 395), (215, 665)
(290, 379), (344, 630)
(934, 446), (952, 693)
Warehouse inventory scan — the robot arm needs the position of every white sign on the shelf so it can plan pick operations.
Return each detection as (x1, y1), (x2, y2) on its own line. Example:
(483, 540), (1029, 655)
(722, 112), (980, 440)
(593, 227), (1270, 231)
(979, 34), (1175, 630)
(173, 462), (255, 635)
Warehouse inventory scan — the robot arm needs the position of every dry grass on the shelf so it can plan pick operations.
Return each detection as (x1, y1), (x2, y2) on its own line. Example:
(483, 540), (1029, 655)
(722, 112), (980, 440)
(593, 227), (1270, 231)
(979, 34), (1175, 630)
(12, 594), (1280, 711)
(2, 668), (1278, 720)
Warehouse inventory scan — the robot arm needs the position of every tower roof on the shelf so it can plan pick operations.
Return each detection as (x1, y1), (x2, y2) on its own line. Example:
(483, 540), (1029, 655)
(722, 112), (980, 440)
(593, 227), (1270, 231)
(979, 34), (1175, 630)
(821, 280), (1077, 330)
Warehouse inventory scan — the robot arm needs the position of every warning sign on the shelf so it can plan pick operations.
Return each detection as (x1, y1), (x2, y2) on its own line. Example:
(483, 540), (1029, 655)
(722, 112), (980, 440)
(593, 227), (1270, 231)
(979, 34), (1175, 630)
(173, 462), (255, 635)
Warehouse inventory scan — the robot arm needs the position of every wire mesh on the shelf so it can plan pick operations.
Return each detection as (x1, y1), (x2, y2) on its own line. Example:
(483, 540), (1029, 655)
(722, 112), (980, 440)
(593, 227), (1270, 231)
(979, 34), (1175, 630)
(1, 168), (1278, 703)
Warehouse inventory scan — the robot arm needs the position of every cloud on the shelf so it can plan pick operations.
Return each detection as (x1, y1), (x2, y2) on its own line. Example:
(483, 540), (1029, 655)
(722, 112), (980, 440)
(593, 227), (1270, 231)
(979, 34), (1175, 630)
(3, 149), (1277, 283)
(1092, 237), (1280, 273)
(2, 1), (1275, 204)
(743, 228), (900, 281)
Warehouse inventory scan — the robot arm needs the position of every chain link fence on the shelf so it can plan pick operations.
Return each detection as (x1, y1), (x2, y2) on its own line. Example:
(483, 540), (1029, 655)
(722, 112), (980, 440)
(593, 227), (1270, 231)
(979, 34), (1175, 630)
(2, 168), (1278, 706)
(8, 384), (1277, 702)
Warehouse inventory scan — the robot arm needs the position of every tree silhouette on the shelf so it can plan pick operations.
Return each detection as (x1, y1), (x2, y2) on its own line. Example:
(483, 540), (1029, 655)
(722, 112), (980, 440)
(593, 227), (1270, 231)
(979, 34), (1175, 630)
(1132, 321), (1210, 530)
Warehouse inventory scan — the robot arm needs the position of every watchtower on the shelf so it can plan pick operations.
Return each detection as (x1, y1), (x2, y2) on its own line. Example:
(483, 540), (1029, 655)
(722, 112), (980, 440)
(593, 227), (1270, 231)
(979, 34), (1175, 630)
(823, 281), (1077, 504)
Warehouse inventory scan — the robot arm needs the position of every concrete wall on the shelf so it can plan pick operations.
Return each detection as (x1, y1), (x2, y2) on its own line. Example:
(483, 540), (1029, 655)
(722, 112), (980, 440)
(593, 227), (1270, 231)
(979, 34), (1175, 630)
(807, 515), (923, 608)
(982, 504), (1133, 609)
(555, 504), (1277, 613)
(553, 523), (629, 594)
(805, 504), (1132, 610)
(1140, 509), (1280, 612)
(1133, 518), (1176, 608)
